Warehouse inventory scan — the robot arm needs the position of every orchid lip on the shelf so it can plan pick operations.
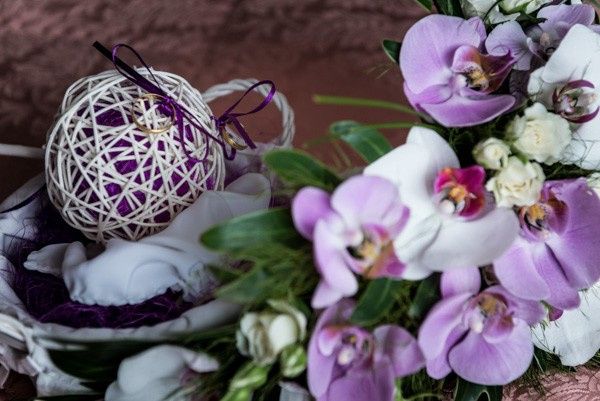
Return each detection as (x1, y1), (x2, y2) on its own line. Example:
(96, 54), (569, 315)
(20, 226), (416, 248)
(451, 46), (515, 94)
(553, 80), (599, 123)
(433, 166), (486, 219)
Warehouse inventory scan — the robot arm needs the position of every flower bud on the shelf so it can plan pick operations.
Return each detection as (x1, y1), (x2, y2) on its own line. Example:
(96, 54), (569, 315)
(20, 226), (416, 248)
(473, 138), (511, 170)
(280, 344), (307, 378)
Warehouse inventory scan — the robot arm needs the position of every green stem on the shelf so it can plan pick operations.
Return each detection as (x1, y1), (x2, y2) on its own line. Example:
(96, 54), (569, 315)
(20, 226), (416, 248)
(364, 121), (443, 132)
(313, 95), (419, 115)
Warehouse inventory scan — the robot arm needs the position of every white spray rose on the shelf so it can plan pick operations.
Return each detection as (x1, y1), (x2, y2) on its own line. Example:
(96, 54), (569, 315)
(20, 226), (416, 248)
(486, 156), (545, 207)
(236, 300), (307, 365)
(473, 138), (511, 170)
(460, 0), (551, 23)
(508, 103), (572, 164)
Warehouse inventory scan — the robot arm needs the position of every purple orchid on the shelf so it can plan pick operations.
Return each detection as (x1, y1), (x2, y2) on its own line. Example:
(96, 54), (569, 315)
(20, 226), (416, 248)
(419, 268), (545, 385)
(400, 15), (516, 127)
(487, 4), (600, 71)
(308, 300), (425, 401)
(494, 179), (600, 310)
(292, 175), (409, 308)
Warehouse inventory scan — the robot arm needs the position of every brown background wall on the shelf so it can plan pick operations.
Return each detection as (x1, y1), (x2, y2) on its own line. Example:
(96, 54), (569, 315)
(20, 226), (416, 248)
(0, 1), (597, 399)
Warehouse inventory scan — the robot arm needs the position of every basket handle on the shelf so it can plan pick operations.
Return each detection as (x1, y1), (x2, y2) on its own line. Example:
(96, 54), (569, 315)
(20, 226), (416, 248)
(201, 78), (295, 149)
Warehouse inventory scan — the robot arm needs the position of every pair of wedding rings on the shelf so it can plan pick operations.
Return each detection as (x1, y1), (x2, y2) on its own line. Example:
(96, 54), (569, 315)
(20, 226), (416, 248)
(131, 93), (247, 150)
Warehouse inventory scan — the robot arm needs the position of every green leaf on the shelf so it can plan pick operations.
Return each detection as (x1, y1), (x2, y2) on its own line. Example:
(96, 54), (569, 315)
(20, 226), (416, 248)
(263, 149), (341, 191)
(313, 95), (418, 115)
(382, 39), (402, 62)
(329, 120), (392, 163)
(34, 395), (102, 401)
(48, 340), (152, 383)
(434, 0), (464, 16)
(201, 208), (304, 252)
(408, 275), (440, 319)
(350, 278), (404, 327)
(413, 0), (433, 10)
(454, 378), (503, 401)
(216, 267), (273, 303)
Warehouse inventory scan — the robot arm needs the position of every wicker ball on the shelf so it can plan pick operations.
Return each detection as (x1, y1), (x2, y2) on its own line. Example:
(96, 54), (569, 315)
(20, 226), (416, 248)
(45, 69), (226, 243)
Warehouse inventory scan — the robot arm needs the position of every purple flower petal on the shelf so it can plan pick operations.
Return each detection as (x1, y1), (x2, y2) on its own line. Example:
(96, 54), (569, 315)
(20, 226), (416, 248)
(481, 313), (514, 344)
(486, 21), (532, 71)
(494, 238), (551, 302)
(292, 187), (332, 240)
(448, 321), (534, 385)
(533, 245), (580, 310)
(312, 281), (346, 309)
(440, 267), (481, 298)
(418, 293), (471, 360)
(331, 175), (405, 227)
(421, 93), (516, 127)
(308, 300), (355, 398)
(538, 5), (596, 38)
(485, 285), (545, 326)
(546, 179), (600, 290)
(373, 325), (425, 377)
(425, 326), (466, 379)
(313, 222), (359, 298)
(400, 15), (482, 95)
(327, 360), (395, 401)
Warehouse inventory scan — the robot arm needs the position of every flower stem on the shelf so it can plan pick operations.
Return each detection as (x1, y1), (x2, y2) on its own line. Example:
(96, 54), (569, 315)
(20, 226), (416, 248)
(313, 95), (419, 115)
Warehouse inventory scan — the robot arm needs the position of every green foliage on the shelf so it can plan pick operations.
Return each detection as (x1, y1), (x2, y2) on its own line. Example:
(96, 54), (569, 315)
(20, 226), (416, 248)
(201, 208), (305, 252)
(214, 244), (317, 306)
(47, 340), (154, 386)
(263, 149), (341, 191)
(433, 0), (464, 16)
(408, 275), (440, 320)
(382, 39), (402, 62)
(313, 95), (419, 115)
(351, 278), (405, 327)
(454, 378), (502, 401)
(329, 120), (392, 163)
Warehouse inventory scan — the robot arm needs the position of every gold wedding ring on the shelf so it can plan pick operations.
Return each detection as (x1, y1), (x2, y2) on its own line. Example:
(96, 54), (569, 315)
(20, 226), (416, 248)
(221, 125), (249, 150)
(130, 93), (177, 134)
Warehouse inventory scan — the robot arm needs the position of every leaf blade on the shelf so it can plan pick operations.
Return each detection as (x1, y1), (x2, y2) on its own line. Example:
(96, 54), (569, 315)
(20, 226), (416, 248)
(263, 149), (341, 191)
(382, 39), (402, 62)
(329, 120), (392, 163)
(350, 278), (403, 327)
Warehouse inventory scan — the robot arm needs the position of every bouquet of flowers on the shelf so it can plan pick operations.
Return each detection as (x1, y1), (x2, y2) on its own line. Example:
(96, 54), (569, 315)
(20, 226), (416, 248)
(5, 1), (600, 401)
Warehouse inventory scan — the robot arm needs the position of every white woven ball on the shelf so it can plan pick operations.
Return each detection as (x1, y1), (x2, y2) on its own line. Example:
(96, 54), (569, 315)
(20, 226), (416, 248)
(45, 69), (226, 243)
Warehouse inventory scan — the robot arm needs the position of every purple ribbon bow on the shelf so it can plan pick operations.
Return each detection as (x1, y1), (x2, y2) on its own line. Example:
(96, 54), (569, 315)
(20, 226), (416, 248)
(93, 41), (276, 162)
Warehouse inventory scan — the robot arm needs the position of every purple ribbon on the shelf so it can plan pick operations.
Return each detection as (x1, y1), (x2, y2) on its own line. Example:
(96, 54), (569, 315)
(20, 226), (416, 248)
(92, 41), (276, 162)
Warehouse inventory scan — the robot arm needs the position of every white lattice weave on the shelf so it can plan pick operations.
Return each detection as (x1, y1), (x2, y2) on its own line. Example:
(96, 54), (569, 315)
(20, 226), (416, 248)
(45, 69), (225, 243)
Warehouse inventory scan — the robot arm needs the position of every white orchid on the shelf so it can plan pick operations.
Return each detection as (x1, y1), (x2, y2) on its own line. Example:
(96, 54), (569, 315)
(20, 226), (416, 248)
(533, 285), (600, 366)
(364, 127), (519, 280)
(528, 24), (600, 169)
(105, 345), (218, 401)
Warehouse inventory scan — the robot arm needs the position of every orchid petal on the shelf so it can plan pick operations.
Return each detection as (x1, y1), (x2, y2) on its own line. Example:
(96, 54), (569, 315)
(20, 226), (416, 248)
(533, 245), (581, 310)
(373, 325), (425, 377)
(421, 93), (516, 127)
(327, 360), (395, 401)
(485, 285), (545, 326)
(292, 187), (332, 240)
(425, 326), (466, 379)
(441, 267), (481, 298)
(420, 207), (519, 272)
(400, 15), (482, 95)
(486, 21), (532, 71)
(449, 322), (534, 385)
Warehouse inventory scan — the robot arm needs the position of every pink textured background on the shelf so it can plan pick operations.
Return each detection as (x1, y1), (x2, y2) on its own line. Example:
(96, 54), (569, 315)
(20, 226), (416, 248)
(0, 0), (596, 399)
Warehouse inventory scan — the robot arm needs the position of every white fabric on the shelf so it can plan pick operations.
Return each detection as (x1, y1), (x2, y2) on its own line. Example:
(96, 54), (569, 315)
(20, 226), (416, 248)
(105, 345), (218, 401)
(26, 173), (271, 306)
(533, 284), (600, 366)
(0, 173), (269, 396)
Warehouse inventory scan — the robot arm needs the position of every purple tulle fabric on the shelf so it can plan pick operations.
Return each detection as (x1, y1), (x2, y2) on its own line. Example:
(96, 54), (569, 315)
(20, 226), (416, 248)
(3, 188), (193, 329)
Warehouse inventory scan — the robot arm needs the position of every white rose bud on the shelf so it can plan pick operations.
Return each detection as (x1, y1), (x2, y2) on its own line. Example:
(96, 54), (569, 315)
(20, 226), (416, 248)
(486, 156), (545, 207)
(236, 300), (307, 365)
(587, 173), (600, 198)
(499, 0), (551, 14)
(473, 138), (511, 170)
(508, 103), (572, 164)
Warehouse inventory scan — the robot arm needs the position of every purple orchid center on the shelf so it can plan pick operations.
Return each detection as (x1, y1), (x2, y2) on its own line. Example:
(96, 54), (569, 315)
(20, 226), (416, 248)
(318, 325), (374, 369)
(552, 80), (600, 123)
(518, 194), (567, 241)
(464, 292), (511, 334)
(451, 45), (514, 94)
(346, 226), (396, 278)
(433, 166), (486, 218)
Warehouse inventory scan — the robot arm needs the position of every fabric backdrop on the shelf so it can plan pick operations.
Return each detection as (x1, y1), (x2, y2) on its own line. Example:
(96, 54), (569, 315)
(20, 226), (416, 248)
(0, 0), (595, 399)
